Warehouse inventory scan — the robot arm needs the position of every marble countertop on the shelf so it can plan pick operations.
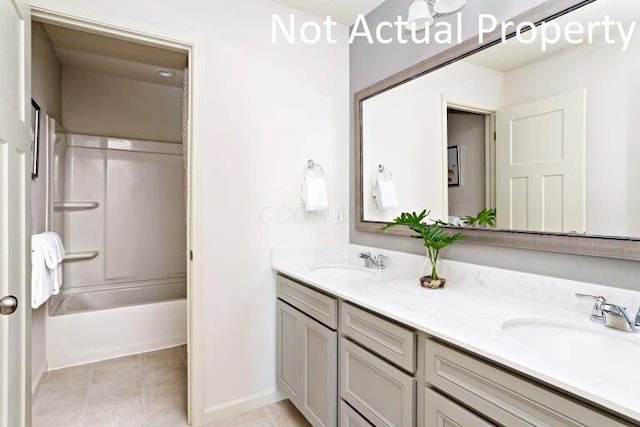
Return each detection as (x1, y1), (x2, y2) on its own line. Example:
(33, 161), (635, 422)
(272, 245), (640, 422)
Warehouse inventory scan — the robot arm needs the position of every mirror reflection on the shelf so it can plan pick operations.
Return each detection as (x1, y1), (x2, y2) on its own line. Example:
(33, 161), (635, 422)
(361, 0), (640, 239)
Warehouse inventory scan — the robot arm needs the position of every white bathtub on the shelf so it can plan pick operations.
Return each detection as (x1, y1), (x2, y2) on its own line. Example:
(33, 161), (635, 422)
(50, 280), (186, 316)
(46, 282), (187, 369)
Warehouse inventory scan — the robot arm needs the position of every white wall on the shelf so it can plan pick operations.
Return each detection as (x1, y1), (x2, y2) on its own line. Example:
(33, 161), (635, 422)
(447, 112), (486, 218)
(31, 21), (62, 389)
(503, 36), (640, 238)
(31, 0), (350, 422)
(62, 68), (183, 142)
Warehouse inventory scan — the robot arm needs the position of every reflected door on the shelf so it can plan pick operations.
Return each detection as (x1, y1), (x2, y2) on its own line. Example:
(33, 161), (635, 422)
(0, 0), (31, 425)
(496, 91), (586, 233)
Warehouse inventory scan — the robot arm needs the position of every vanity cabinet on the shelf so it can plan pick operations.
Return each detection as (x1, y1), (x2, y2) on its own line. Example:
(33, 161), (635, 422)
(275, 274), (635, 427)
(276, 277), (338, 427)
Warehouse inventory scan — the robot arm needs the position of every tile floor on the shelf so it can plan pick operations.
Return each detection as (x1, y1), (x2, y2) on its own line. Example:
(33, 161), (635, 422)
(32, 346), (309, 427)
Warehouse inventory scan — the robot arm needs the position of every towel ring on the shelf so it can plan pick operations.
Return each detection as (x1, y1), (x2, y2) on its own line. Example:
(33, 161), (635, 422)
(304, 159), (325, 179)
(377, 164), (393, 180)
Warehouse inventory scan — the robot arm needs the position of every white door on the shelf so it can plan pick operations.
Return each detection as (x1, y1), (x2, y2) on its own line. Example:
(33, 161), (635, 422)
(0, 0), (31, 426)
(496, 91), (586, 233)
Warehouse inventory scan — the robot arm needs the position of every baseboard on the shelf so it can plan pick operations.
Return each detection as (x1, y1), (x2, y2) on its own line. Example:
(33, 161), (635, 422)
(32, 362), (48, 396)
(202, 389), (285, 424)
(48, 337), (186, 370)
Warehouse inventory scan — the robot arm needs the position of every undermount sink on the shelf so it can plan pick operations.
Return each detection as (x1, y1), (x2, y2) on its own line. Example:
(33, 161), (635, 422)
(502, 318), (640, 364)
(310, 265), (374, 281)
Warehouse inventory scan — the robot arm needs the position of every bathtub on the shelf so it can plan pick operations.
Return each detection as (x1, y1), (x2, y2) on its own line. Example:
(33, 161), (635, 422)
(46, 281), (187, 369)
(50, 280), (186, 316)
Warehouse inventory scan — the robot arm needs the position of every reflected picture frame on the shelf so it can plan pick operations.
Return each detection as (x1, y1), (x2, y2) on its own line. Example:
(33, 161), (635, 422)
(447, 146), (460, 187)
(31, 99), (41, 179)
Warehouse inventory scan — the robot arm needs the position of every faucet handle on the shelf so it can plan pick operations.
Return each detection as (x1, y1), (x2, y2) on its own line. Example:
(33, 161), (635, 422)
(575, 294), (607, 318)
(373, 255), (388, 269)
(575, 293), (606, 302)
(358, 252), (372, 259)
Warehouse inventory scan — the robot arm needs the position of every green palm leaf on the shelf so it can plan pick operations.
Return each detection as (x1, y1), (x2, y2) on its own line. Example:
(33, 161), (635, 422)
(379, 210), (464, 280)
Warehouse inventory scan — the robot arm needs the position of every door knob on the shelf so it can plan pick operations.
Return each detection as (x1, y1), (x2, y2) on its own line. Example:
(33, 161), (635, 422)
(0, 296), (18, 316)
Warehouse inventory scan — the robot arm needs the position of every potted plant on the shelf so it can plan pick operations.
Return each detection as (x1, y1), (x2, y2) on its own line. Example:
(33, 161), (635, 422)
(463, 208), (496, 228)
(380, 210), (463, 289)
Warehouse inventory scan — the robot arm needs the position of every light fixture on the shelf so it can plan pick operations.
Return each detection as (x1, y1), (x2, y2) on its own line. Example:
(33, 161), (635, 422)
(405, 0), (467, 31)
(156, 69), (175, 78)
(432, 0), (467, 15)
(406, 0), (434, 32)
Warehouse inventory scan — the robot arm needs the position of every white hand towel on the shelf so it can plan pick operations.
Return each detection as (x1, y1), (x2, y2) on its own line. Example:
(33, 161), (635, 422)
(31, 232), (65, 308)
(374, 174), (399, 210)
(31, 236), (53, 309)
(302, 176), (328, 212)
(40, 232), (65, 294)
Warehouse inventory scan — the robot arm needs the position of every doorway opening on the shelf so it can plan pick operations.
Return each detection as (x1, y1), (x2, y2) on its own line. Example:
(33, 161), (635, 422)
(445, 106), (495, 225)
(29, 13), (195, 426)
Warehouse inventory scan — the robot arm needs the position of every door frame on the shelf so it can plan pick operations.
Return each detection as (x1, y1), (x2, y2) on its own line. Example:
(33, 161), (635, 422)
(29, 7), (206, 425)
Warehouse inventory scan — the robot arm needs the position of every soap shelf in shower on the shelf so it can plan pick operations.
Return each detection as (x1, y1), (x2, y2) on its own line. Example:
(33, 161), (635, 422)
(54, 201), (100, 211)
(64, 251), (99, 262)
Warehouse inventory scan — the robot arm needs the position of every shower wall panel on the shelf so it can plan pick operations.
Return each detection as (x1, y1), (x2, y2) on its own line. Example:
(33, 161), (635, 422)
(63, 134), (186, 290)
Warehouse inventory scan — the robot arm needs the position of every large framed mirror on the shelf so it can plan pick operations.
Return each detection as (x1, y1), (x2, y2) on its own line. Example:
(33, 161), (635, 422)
(355, 0), (640, 260)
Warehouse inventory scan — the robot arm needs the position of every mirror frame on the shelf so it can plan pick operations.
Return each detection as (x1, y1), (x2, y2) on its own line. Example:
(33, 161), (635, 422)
(354, 0), (640, 261)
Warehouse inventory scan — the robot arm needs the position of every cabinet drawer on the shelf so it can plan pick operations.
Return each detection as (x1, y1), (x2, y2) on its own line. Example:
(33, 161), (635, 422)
(341, 302), (416, 372)
(341, 338), (415, 427)
(277, 275), (337, 329)
(425, 388), (494, 427)
(425, 338), (629, 427)
(341, 401), (374, 427)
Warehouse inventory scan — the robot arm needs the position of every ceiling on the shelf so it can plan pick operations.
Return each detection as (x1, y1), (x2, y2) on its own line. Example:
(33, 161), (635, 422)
(41, 23), (188, 87)
(465, 0), (640, 72)
(271, 0), (386, 25)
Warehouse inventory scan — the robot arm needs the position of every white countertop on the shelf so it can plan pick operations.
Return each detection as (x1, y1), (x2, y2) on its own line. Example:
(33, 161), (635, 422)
(272, 245), (640, 422)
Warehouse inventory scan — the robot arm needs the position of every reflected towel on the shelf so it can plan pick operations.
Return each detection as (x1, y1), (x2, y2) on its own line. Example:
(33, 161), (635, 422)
(374, 174), (399, 210)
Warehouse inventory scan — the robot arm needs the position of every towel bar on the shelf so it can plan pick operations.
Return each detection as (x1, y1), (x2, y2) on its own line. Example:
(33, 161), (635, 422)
(63, 251), (99, 261)
(54, 201), (100, 211)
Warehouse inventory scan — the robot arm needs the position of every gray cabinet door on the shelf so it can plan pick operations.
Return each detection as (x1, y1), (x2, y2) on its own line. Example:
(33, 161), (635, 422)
(277, 299), (338, 427)
(277, 300), (302, 404)
(424, 388), (494, 427)
(300, 313), (338, 427)
(340, 338), (415, 427)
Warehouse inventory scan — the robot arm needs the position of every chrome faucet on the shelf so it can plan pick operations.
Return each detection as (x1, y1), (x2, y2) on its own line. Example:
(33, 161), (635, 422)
(358, 252), (388, 270)
(575, 294), (638, 333)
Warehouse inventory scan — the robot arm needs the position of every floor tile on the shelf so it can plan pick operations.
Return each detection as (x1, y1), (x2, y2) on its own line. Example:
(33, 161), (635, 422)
(33, 386), (87, 412)
(84, 397), (143, 427)
(33, 350), (310, 427)
(141, 346), (186, 370)
(91, 355), (141, 385)
(38, 364), (92, 394)
(86, 378), (143, 408)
